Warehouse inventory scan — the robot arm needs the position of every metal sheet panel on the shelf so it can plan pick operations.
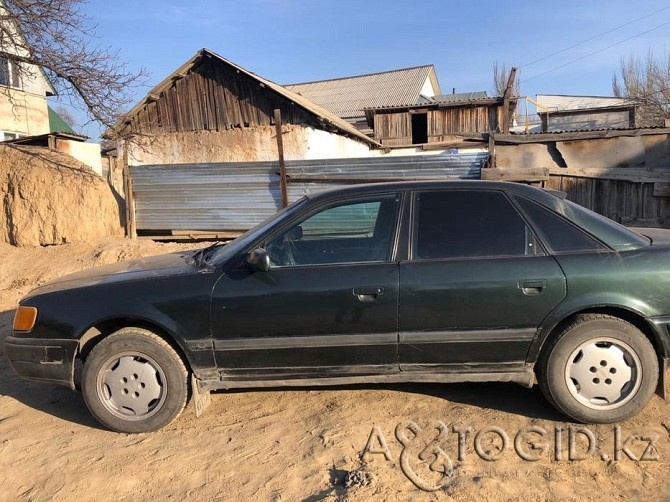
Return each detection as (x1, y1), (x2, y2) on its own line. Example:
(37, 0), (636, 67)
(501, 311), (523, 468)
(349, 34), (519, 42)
(131, 163), (282, 231)
(130, 150), (487, 232)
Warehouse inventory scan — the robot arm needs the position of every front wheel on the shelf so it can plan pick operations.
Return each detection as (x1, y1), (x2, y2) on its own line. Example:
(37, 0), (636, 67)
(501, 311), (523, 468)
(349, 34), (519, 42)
(539, 314), (658, 423)
(81, 327), (188, 433)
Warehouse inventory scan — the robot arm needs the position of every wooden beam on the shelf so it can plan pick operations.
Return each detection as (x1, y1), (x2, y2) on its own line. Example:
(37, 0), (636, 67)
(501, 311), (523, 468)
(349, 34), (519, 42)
(489, 165), (670, 183)
(493, 127), (670, 144)
(420, 139), (486, 151)
(481, 167), (549, 182)
(487, 132), (496, 168)
(501, 67), (517, 134)
(122, 162), (137, 239)
(170, 230), (243, 239)
(547, 167), (670, 183)
(273, 108), (288, 207)
(653, 183), (670, 197)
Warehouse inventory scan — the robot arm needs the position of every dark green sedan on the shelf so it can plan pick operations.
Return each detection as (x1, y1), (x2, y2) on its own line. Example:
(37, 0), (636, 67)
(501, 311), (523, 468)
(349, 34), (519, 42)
(4, 181), (668, 432)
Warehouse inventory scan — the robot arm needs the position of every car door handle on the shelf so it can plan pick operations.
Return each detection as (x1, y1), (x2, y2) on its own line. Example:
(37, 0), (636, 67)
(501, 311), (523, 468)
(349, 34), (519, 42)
(353, 287), (385, 302)
(518, 280), (546, 296)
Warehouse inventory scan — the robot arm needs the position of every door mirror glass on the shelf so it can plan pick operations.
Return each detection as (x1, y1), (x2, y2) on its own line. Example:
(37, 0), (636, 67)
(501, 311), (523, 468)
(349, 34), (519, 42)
(246, 248), (271, 272)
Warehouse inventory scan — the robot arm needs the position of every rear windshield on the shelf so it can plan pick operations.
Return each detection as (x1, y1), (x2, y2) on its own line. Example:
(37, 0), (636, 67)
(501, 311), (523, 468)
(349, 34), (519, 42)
(545, 194), (649, 251)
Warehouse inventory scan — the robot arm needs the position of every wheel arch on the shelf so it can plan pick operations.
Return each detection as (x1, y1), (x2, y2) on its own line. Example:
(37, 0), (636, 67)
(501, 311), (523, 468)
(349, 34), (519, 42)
(531, 305), (666, 397)
(77, 317), (191, 373)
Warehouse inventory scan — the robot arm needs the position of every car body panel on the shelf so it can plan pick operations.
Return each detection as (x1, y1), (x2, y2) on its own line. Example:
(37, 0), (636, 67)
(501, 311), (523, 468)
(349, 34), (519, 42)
(211, 262), (400, 377)
(399, 255), (567, 367)
(11, 261), (220, 376)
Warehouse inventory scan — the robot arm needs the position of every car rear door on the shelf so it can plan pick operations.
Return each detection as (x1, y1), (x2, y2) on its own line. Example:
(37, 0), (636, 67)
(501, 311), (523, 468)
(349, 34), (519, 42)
(398, 188), (567, 370)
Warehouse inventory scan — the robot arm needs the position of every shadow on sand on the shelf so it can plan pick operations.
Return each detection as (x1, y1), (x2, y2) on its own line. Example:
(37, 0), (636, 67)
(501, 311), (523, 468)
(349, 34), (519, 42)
(0, 309), (105, 430)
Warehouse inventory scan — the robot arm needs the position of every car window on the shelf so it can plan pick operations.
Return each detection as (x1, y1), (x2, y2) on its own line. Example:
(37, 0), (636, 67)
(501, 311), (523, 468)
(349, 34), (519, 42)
(265, 195), (398, 266)
(412, 190), (540, 260)
(512, 195), (606, 253)
(300, 201), (382, 239)
(547, 195), (649, 251)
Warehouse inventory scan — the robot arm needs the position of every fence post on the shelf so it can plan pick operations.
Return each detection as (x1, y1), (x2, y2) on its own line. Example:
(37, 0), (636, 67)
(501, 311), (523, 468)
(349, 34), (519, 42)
(274, 108), (288, 207)
(122, 145), (137, 239)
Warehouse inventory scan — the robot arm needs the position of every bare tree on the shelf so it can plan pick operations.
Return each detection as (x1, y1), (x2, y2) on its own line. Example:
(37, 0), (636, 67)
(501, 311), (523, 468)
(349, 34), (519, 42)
(613, 51), (670, 127)
(0, 0), (147, 133)
(53, 105), (77, 129)
(493, 61), (520, 97)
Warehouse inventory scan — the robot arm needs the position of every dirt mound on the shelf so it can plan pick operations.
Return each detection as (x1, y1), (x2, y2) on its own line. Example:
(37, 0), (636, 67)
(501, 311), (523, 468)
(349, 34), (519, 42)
(0, 144), (123, 246)
(0, 237), (201, 310)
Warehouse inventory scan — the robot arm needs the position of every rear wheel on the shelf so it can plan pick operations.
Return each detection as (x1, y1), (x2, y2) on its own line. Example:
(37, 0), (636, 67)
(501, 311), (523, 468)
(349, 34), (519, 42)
(81, 327), (188, 433)
(539, 314), (658, 423)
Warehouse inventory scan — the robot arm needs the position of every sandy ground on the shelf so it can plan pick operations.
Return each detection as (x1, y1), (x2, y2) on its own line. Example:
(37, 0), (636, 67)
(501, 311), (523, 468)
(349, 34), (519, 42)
(0, 237), (669, 501)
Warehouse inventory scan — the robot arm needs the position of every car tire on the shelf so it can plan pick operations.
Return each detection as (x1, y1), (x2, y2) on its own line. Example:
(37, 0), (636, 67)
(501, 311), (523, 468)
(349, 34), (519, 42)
(539, 314), (658, 423)
(81, 327), (189, 433)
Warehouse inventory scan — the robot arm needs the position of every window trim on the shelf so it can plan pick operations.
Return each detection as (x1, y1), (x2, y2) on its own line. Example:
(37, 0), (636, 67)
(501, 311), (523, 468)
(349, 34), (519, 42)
(252, 192), (404, 269)
(408, 188), (548, 262)
(0, 58), (22, 90)
(0, 131), (23, 142)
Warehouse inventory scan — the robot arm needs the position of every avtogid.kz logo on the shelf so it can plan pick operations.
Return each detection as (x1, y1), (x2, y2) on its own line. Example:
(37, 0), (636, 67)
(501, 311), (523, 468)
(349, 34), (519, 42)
(362, 421), (661, 492)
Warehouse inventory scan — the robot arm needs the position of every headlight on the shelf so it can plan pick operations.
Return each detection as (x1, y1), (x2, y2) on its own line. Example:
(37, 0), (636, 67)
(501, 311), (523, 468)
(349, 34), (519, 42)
(13, 306), (38, 332)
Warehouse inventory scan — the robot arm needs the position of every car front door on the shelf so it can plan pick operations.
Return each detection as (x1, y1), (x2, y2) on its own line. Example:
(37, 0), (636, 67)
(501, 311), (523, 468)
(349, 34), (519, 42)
(211, 193), (402, 380)
(399, 189), (567, 371)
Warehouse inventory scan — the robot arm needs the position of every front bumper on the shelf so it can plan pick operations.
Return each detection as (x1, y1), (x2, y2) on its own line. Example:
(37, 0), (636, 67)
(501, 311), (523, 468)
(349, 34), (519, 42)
(3, 336), (78, 389)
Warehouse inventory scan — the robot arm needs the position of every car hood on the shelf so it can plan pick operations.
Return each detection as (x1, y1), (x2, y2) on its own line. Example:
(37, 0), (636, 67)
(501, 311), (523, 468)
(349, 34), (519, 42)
(24, 251), (199, 298)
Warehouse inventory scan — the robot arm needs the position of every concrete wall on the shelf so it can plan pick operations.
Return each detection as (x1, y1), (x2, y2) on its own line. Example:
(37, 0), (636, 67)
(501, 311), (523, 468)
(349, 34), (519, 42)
(494, 131), (670, 227)
(545, 110), (631, 132)
(0, 15), (53, 138)
(496, 133), (670, 170)
(55, 139), (103, 175)
(124, 125), (451, 167)
(0, 89), (49, 136)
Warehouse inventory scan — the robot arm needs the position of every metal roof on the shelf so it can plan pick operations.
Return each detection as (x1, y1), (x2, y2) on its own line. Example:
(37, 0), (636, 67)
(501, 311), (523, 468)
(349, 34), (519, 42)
(107, 49), (379, 147)
(363, 96), (510, 113)
(48, 106), (76, 135)
(536, 94), (635, 112)
(5, 131), (89, 144)
(285, 65), (441, 119)
(511, 125), (667, 135)
(431, 91), (488, 103)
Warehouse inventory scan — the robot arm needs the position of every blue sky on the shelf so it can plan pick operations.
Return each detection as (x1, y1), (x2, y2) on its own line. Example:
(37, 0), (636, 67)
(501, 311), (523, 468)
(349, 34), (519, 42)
(56, 0), (670, 139)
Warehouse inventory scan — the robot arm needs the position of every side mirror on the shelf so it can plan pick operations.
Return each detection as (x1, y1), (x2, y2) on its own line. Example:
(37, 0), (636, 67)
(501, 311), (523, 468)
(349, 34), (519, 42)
(246, 248), (271, 273)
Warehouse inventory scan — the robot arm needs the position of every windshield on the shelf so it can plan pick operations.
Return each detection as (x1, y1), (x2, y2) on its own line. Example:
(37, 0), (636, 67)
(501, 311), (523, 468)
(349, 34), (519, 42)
(547, 194), (650, 251)
(209, 197), (308, 265)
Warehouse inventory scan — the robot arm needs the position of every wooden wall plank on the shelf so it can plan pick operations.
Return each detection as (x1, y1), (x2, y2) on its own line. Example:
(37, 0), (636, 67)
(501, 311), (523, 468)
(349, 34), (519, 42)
(126, 59), (315, 135)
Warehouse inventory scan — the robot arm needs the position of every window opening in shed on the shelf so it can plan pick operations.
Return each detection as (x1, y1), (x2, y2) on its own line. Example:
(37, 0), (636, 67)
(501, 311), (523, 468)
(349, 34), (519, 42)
(411, 112), (428, 144)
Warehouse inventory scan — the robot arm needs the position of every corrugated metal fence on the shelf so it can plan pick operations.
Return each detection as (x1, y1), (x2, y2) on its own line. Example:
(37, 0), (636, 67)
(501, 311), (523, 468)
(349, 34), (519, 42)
(129, 151), (487, 233)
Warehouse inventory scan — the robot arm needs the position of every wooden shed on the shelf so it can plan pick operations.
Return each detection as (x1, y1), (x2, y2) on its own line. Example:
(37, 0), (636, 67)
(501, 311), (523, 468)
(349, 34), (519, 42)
(364, 95), (518, 147)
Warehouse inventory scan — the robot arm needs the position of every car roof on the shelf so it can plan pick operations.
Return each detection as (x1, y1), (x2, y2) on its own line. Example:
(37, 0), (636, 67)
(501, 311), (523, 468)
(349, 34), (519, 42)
(306, 179), (552, 203)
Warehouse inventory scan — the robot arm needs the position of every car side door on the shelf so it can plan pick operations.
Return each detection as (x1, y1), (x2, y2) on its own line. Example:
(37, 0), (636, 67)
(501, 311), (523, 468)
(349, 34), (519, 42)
(398, 188), (567, 371)
(210, 193), (402, 381)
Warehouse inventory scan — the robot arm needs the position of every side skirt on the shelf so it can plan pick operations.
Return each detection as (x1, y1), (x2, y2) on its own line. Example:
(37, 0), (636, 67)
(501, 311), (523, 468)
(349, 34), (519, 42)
(197, 366), (536, 393)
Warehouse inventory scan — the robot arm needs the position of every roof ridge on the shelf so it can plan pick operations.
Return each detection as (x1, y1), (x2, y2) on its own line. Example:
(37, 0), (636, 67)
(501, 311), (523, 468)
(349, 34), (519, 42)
(285, 64), (434, 87)
(536, 94), (633, 99)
